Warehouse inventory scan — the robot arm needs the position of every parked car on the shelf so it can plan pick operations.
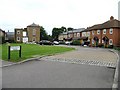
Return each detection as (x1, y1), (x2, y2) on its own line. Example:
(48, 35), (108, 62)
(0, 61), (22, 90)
(82, 41), (90, 46)
(39, 40), (53, 45)
(53, 41), (59, 45)
(65, 41), (71, 45)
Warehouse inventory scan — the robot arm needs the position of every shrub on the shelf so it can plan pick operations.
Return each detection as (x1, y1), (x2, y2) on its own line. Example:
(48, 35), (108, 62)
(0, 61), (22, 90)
(59, 41), (65, 44)
(108, 45), (113, 48)
(98, 44), (104, 47)
(71, 40), (80, 45)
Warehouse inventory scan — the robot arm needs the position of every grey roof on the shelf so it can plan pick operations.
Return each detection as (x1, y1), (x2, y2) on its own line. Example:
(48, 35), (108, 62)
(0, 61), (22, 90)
(68, 28), (85, 33)
(7, 32), (14, 36)
(0, 29), (5, 32)
(27, 23), (40, 27)
(59, 28), (85, 35)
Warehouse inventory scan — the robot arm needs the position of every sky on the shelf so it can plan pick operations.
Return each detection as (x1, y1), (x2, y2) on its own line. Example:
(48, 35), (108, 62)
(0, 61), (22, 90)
(0, 0), (119, 35)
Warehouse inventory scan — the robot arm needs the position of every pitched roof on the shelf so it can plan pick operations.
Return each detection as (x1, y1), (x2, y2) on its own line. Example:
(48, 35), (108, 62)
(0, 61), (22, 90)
(6, 32), (14, 36)
(27, 23), (40, 27)
(84, 16), (120, 31)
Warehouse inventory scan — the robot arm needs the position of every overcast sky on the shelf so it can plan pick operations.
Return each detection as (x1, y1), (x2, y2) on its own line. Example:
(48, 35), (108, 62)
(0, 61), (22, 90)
(0, 0), (119, 35)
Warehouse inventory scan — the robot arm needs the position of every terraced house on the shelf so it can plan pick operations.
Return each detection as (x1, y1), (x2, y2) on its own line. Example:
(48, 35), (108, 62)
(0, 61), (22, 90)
(59, 16), (120, 47)
(58, 28), (85, 41)
(14, 23), (40, 43)
(82, 16), (120, 47)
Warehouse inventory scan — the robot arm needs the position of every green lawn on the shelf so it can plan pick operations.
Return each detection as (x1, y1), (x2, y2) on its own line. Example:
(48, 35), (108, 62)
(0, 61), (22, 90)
(1, 43), (75, 62)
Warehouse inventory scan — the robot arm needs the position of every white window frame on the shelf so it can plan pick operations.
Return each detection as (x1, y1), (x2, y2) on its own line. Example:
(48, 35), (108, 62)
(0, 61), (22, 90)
(109, 28), (113, 34)
(92, 39), (94, 44)
(33, 29), (36, 35)
(103, 29), (106, 34)
(109, 39), (113, 45)
(23, 31), (27, 36)
(77, 33), (80, 37)
(68, 34), (71, 38)
(92, 31), (94, 35)
(82, 32), (86, 37)
(17, 37), (20, 41)
(97, 30), (100, 34)
(17, 31), (20, 34)
(74, 33), (76, 37)
(102, 40), (104, 43)
(87, 32), (90, 37)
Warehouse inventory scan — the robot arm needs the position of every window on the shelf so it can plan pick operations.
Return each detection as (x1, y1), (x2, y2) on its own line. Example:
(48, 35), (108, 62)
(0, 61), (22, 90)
(97, 30), (100, 34)
(33, 29), (36, 35)
(109, 39), (113, 45)
(99, 39), (101, 43)
(103, 29), (106, 34)
(92, 39), (94, 44)
(77, 33), (80, 37)
(17, 37), (20, 41)
(17, 31), (20, 34)
(23, 32), (27, 36)
(109, 28), (113, 34)
(68, 34), (71, 38)
(102, 40), (104, 43)
(82, 32), (86, 37)
(87, 32), (90, 36)
(92, 31), (94, 35)
(74, 33), (77, 37)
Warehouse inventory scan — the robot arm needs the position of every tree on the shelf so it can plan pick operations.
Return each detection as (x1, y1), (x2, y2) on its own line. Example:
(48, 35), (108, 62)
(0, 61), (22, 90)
(40, 26), (48, 40)
(47, 35), (53, 41)
(61, 26), (67, 32)
(67, 27), (73, 31)
(52, 27), (65, 41)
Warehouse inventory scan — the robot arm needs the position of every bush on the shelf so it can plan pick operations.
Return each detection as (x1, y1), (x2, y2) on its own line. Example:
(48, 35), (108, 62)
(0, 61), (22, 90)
(71, 40), (80, 45)
(108, 45), (113, 48)
(98, 44), (104, 47)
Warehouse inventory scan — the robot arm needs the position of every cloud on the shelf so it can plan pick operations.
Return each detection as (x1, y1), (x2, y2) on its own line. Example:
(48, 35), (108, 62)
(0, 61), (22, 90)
(0, 0), (119, 34)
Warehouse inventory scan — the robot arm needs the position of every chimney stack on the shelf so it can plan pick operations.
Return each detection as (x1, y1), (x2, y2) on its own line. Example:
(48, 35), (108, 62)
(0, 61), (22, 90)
(110, 16), (114, 20)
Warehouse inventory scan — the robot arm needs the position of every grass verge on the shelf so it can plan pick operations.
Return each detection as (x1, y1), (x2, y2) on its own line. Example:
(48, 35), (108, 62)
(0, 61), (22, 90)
(2, 43), (75, 62)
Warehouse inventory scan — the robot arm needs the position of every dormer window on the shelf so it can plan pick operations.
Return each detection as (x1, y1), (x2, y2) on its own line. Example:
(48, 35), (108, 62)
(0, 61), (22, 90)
(103, 29), (106, 34)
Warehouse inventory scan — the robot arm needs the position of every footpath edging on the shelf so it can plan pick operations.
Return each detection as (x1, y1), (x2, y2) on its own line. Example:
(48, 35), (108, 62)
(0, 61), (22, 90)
(109, 49), (119, 90)
(1, 56), (46, 68)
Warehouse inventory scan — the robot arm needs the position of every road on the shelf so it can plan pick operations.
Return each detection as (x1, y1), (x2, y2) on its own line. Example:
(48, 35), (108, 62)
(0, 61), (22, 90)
(2, 46), (117, 88)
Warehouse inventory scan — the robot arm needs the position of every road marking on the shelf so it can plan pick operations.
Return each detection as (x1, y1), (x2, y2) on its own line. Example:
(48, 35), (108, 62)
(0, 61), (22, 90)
(40, 57), (116, 68)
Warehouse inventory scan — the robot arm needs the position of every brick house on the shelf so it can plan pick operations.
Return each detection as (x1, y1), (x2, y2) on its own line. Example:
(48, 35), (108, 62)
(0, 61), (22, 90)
(83, 16), (120, 47)
(58, 28), (85, 41)
(0, 29), (6, 43)
(14, 23), (40, 43)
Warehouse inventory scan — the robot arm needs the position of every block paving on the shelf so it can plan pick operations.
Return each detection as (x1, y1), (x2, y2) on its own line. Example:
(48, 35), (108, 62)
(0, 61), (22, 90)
(40, 46), (118, 68)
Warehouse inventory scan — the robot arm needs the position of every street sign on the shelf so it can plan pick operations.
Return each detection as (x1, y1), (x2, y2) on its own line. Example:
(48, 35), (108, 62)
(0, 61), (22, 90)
(8, 46), (21, 60)
(10, 46), (20, 51)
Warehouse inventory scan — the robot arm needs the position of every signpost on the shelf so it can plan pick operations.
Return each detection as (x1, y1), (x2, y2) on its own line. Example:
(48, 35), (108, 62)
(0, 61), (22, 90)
(8, 46), (21, 60)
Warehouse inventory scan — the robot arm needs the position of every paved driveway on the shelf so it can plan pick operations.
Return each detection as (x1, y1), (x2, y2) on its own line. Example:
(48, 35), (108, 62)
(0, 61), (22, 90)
(2, 46), (118, 88)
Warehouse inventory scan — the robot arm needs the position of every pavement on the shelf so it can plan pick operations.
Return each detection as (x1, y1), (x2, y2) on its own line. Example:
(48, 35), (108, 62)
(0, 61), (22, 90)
(1, 45), (119, 89)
